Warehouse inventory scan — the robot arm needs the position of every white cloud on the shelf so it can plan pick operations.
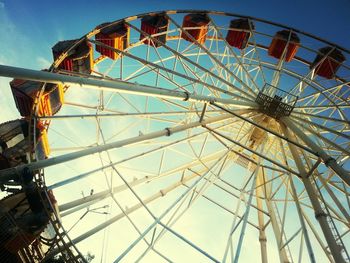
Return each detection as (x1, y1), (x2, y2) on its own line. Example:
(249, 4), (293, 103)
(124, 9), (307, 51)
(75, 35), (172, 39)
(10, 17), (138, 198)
(36, 56), (51, 69)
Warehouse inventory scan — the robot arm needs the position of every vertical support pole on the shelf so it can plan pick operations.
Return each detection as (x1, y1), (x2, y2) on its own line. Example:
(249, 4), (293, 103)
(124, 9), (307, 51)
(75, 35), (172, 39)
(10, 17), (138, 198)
(234, 167), (258, 263)
(256, 169), (268, 263)
(279, 138), (316, 263)
(264, 181), (290, 263)
(288, 175), (316, 263)
(281, 124), (345, 263)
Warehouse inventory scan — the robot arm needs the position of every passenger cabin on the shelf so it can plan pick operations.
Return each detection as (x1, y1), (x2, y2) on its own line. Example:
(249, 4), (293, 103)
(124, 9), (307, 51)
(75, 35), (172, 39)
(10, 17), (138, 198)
(0, 186), (58, 257)
(95, 22), (129, 60)
(181, 13), (210, 44)
(52, 39), (93, 74)
(0, 119), (50, 170)
(226, 18), (254, 49)
(268, 30), (300, 62)
(311, 47), (345, 79)
(10, 78), (64, 117)
(140, 14), (169, 47)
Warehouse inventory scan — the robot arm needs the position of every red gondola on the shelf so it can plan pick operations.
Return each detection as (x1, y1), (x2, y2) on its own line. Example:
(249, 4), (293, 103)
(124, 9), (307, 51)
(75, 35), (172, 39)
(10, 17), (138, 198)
(140, 14), (169, 47)
(10, 78), (64, 117)
(311, 47), (345, 79)
(181, 13), (210, 44)
(95, 22), (129, 60)
(268, 30), (300, 62)
(226, 19), (254, 49)
(52, 39), (93, 74)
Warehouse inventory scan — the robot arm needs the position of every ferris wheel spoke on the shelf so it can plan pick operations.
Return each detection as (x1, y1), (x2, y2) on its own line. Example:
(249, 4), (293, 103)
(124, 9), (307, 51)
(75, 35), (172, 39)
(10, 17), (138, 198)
(1, 65), (256, 108)
(289, 47), (340, 97)
(140, 155), (234, 260)
(39, 110), (220, 121)
(288, 68), (316, 97)
(294, 104), (350, 110)
(91, 39), (209, 93)
(212, 103), (317, 155)
(291, 110), (350, 125)
(206, 126), (300, 176)
(51, 136), (226, 194)
(60, 171), (198, 249)
(125, 22), (256, 101)
(290, 115), (350, 141)
(290, 118), (350, 157)
(297, 93), (350, 120)
(244, 20), (269, 85)
(209, 18), (261, 95)
(166, 15), (257, 100)
(270, 31), (296, 90)
(0, 113), (235, 184)
(91, 39), (256, 104)
(114, 152), (229, 263)
(297, 82), (350, 107)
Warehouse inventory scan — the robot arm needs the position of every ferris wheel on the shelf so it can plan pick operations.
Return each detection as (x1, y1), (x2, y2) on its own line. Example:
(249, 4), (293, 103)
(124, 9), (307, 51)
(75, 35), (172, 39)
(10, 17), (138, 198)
(0, 10), (349, 263)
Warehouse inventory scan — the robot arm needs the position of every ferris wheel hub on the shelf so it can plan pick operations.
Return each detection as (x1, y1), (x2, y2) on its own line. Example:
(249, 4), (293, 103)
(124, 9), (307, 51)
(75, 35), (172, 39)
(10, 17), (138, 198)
(255, 84), (298, 119)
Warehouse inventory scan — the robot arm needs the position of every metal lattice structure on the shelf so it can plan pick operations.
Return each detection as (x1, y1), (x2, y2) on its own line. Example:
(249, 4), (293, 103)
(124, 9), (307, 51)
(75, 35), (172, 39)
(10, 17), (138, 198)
(0, 10), (349, 263)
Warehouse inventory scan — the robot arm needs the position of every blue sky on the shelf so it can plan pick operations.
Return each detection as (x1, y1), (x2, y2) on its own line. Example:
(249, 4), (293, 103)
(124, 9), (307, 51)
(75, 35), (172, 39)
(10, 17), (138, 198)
(2, 0), (350, 53)
(0, 0), (348, 82)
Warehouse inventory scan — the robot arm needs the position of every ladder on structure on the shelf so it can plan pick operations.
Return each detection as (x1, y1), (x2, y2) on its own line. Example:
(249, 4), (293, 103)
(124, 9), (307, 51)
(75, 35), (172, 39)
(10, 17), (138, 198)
(312, 176), (350, 263)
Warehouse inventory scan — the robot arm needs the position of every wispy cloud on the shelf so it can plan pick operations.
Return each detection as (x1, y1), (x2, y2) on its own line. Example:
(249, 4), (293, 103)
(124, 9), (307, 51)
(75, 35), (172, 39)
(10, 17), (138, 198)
(36, 56), (51, 69)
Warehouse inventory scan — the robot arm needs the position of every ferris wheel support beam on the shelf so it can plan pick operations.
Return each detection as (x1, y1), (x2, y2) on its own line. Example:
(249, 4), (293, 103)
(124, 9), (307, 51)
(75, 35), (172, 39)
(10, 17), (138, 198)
(0, 65), (256, 108)
(264, 181), (291, 263)
(282, 117), (350, 186)
(282, 124), (346, 263)
(0, 112), (238, 182)
(234, 165), (259, 263)
(298, 150), (350, 226)
(256, 170), (268, 263)
(279, 138), (316, 263)
(317, 175), (350, 224)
